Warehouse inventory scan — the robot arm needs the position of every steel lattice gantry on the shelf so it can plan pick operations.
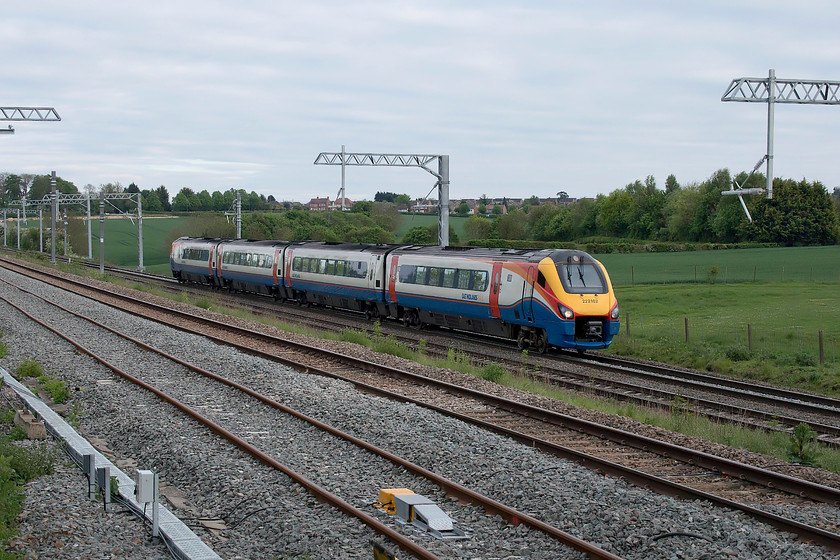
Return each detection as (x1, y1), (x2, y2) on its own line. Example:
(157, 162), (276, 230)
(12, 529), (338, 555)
(24, 188), (145, 272)
(314, 149), (451, 247)
(0, 107), (61, 134)
(721, 69), (840, 213)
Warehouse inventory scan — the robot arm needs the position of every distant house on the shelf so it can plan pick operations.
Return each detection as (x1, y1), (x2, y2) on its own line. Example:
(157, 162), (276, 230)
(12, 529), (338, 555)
(328, 197), (354, 211)
(410, 199), (438, 214)
(306, 197), (330, 211)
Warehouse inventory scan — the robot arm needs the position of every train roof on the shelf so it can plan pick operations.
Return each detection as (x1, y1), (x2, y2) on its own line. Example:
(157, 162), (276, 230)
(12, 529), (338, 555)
(392, 245), (595, 263)
(290, 241), (402, 255)
(218, 239), (289, 248)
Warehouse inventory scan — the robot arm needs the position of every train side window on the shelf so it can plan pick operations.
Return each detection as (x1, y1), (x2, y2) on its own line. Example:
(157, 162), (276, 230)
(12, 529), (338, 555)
(399, 265), (416, 284)
(415, 266), (428, 285)
(537, 271), (546, 288)
(428, 267), (441, 286)
(349, 261), (366, 278)
(325, 260), (336, 275)
(456, 269), (470, 290)
(293, 257), (301, 271)
(336, 260), (346, 276)
(265, 255), (273, 269)
(442, 268), (456, 288)
(474, 271), (488, 291)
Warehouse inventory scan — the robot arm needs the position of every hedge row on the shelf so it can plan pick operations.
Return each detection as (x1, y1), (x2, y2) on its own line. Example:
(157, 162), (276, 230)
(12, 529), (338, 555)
(466, 238), (778, 254)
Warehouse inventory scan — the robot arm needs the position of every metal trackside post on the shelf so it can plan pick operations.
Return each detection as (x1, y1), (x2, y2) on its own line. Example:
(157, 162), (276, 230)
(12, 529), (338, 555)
(137, 192), (144, 271)
(99, 192), (105, 274)
(438, 155), (450, 247)
(50, 172), (57, 263)
(86, 193), (92, 259)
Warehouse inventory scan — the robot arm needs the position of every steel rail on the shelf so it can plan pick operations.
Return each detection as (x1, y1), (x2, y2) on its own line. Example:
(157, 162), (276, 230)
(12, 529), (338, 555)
(4, 257), (840, 507)
(574, 353), (840, 414)
(37, 255), (840, 419)
(3, 258), (840, 550)
(0, 291), (446, 560)
(1, 277), (624, 560)
(89, 255), (840, 432)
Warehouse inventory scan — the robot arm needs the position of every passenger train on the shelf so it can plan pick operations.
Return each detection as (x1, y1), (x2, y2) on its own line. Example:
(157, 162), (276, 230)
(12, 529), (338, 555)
(170, 237), (620, 352)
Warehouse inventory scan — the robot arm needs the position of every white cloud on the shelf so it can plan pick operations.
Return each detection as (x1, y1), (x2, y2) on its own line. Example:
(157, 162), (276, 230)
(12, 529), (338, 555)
(3, 0), (840, 203)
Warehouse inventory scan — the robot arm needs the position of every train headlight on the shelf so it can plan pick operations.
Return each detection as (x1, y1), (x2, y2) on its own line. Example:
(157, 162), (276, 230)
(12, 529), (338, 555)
(557, 303), (574, 320)
(610, 303), (620, 320)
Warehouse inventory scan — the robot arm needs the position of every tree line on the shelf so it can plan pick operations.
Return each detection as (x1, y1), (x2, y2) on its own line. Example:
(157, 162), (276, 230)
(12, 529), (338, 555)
(2, 169), (839, 247)
(459, 171), (839, 247)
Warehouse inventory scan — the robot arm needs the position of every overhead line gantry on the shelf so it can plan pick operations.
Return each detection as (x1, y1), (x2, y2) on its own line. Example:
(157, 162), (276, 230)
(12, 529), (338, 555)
(0, 107), (61, 134)
(721, 69), (840, 221)
(314, 147), (451, 246)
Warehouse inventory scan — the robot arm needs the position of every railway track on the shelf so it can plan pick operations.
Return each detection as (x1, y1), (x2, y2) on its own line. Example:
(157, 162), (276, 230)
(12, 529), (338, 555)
(65, 254), (840, 447)
(2, 256), (839, 554)
(0, 273), (628, 560)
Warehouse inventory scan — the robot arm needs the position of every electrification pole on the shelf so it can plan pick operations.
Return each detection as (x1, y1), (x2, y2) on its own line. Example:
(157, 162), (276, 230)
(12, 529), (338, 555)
(721, 69), (840, 220)
(314, 149), (452, 247)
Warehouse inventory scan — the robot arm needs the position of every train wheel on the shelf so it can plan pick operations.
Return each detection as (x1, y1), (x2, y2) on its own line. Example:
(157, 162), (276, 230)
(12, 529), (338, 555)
(365, 304), (380, 322)
(516, 332), (527, 350)
(534, 330), (548, 354)
(403, 309), (421, 329)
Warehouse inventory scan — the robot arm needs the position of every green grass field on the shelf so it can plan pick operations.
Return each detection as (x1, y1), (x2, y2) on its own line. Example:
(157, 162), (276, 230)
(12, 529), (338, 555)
(608, 281), (840, 395)
(596, 245), (840, 286)
(14, 213), (839, 395)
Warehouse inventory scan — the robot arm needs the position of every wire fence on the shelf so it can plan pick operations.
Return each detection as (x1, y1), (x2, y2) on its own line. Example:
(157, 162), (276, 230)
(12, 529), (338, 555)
(617, 314), (839, 366)
(608, 264), (840, 286)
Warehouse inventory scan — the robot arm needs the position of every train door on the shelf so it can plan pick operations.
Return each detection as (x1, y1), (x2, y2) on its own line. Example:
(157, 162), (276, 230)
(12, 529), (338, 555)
(387, 256), (399, 303)
(211, 244), (220, 278)
(489, 262), (502, 318)
(521, 265), (535, 323)
(273, 249), (281, 286)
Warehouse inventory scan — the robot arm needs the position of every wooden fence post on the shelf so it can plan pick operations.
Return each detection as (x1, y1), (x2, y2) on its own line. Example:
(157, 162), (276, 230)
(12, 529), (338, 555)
(819, 330), (824, 364)
(625, 312), (630, 337)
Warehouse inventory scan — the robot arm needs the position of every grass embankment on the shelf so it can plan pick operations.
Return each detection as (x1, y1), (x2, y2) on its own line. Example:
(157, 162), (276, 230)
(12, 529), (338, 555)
(0, 338), (57, 560)
(607, 281), (840, 397)
(7, 252), (840, 474)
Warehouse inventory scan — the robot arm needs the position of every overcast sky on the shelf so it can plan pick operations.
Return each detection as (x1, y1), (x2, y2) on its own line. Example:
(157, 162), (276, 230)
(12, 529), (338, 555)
(4, 1), (840, 203)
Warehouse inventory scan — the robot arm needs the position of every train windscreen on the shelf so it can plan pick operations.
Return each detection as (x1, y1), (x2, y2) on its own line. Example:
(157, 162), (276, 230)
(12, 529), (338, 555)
(556, 261), (607, 294)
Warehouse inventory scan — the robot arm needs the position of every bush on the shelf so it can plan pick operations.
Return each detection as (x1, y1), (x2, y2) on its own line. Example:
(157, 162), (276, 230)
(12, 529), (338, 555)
(14, 360), (43, 379)
(788, 422), (819, 465)
(0, 456), (24, 541)
(0, 440), (55, 483)
(724, 345), (752, 361)
(38, 376), (70, 404)
(481, 364), (506, 383)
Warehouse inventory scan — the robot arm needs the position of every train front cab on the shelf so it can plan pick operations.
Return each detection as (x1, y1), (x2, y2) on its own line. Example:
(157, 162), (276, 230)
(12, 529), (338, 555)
(537, 252), (619, 351)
